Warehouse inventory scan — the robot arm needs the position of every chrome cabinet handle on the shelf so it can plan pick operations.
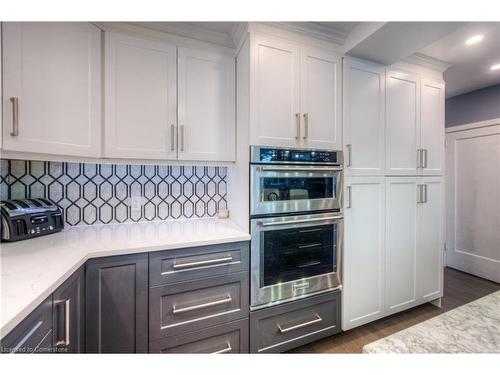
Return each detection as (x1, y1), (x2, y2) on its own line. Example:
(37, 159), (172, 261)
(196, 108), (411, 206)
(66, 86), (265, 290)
(346, 186), (352, 208)
(172, 295), (232, 314)
(417, 184), (423, 203)
(212, 343), (232, 354)
(55, 299), (71, 347)
(180, 125), (185, 152)
(277, 314), (323, 334)
(10, 97), (19, 136)
(257, 215), (343, 227)
(423, 184), (428, 203)
(417, 149), (422, 168)
(295, 113), (300, 139)
(423, 149), (428, 168)
(346, 144), (352, 167)
(170, 124), (175, 151)
(172, 256), (234, 270)
(303, 113), (309, 139)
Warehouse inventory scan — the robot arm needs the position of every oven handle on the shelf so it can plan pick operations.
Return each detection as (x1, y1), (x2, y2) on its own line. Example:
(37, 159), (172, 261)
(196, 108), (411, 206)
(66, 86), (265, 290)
(257, 166), (343, 172)
(257, 215), (343, 227)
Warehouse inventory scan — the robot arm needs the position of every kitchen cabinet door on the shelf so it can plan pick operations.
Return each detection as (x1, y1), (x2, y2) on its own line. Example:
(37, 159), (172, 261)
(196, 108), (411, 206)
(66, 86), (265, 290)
(343, 58), (385, 176)
(420, 79), (445, 175)
(250, 36), (301, 147)
(417, 176), (444, 302)
(300, 48), (342, 150)
(86, 253), (148, 353)
(52, 266), (85, 353)
(385, 177), (418, 314)
(104, 31), (177, 159)
(2, 22), (101, 157)
(342, 177), (385, 330)
(177, 47), (235, 161)
(385, 70), (420, 175)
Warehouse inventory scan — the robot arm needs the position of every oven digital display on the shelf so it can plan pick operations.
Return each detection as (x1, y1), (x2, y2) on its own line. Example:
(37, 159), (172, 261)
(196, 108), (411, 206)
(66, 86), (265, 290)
(259, 148), (338, 163)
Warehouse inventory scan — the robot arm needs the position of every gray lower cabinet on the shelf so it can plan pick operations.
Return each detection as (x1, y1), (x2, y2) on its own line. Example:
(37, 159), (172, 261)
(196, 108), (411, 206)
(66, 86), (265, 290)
(250, 291), (341, 353)
(1, 296), (53, 353)
(149, 271), (249, 340)
(52, 266), (85, 353)
(86, 253), (148, 353)
(149, 319), (249, 354)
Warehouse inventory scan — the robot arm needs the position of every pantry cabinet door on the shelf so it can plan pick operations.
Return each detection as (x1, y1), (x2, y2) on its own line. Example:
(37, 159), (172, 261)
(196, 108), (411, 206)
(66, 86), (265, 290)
(417, 176), (444, 302)
(385, 70), (420, 175)
(420, 79), (445, 175)
(104, 31), (177, 159)
(2, 22), (101, 157)
(250, 36), (301, 147)
(343, 177), (385, 330)
(385, 177), (418, 314)
(177, 47), (235, 161)
(343, 58), (385, 176)
(300, 48), (341, 150)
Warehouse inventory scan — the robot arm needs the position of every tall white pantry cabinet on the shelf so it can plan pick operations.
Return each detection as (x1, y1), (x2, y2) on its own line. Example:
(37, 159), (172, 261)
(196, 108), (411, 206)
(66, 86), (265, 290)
(342, 57), (445, 331)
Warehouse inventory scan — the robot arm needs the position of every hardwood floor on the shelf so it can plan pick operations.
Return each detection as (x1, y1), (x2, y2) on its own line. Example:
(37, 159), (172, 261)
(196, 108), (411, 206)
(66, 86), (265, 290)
(290, 267), (500, 353)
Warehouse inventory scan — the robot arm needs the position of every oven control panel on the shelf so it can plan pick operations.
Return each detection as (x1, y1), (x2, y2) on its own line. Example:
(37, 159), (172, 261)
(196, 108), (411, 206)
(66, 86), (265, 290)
(254, 147), (341, 165)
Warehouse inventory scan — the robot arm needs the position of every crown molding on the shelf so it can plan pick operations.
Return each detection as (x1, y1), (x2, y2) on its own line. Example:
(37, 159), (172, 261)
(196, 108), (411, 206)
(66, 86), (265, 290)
(261, 22), (349, 45)
(403, 52), (452, 73)
(128, 22), (235, 49)
(231, 22), (249, 53)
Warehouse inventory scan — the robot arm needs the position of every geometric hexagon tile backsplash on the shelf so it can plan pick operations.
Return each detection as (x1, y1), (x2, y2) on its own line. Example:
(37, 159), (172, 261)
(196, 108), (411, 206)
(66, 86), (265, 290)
(0, 159), (227, 226)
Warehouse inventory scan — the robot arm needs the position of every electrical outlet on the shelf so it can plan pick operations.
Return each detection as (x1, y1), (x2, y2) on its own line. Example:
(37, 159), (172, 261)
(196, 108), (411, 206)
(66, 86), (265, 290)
(130, 196), (144, 213)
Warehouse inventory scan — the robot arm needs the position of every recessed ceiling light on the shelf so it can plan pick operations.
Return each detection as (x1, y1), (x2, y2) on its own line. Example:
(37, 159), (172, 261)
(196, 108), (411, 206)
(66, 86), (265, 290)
(466, 35), (484, 45)
(491, 64), (500, 71)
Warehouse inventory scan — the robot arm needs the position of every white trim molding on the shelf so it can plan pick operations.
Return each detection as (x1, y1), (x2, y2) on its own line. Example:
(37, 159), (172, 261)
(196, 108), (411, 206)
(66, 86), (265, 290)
(445, 117), (500, 133)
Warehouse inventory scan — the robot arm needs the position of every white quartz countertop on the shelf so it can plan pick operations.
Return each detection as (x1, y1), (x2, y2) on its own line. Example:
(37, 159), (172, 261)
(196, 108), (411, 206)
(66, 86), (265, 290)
(0, 218), (250, 339)
(363, 291), (500, 353)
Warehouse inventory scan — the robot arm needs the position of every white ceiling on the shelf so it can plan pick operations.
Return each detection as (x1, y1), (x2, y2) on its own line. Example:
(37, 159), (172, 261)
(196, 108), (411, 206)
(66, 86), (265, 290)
(419, 22), (500, 98)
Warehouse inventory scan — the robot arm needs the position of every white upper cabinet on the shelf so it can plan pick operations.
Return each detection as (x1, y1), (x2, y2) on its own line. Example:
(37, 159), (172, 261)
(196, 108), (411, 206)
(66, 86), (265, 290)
(2, 22), (102, 157)
(104, 32), (177, 159)
(104, 31), (236, 162)
(178, 47), (236, 161)
(249, 35), (341, 150)
(385, 177), (418, 314)
(343, 176), (386, 330)
(417, 176), (444, 302)
(250, 36), (300, 147)
(300, 48), (342, 150)
(343, 58), (385, 176)
(420, 79), (445, 175)
(385, 70), (420, 175)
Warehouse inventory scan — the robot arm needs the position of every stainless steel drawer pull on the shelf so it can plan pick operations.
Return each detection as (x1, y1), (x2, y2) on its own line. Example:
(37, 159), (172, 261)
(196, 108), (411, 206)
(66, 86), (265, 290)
(172, 295), (232, 314)
(303, 113), (309, 139)
(346, 186), (352, 208)
(10, 97), (19, 136)
(258, 215), (343, 227)
(172, 256), (234, 270)
(180, 125), (185, 152)
(277, 314), (323, 334)
(260, 166), (342, 172)
(212, 343), (232, 354)
(346, 144), (352, 167)
(423, 184), (428, 203)
(295, 113), (300, 139)
(55, 299), (71, 347)
(298, 243), (322, 249)
(170, 124), (175, 151)
(423, 149), (428, 169)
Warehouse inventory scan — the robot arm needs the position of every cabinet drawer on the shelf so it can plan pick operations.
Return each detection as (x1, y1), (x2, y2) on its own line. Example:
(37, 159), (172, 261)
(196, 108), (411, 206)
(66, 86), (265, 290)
(1, 296), (53, 353)
(150, 319), (249, 353)
(149, 242), (249, 286)
(250, 291), (341, 353)
(149, 272), (249, 340)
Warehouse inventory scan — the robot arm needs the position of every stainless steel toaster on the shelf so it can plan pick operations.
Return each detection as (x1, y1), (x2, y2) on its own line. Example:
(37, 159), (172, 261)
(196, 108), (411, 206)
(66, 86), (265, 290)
(0, 198), (64, 242)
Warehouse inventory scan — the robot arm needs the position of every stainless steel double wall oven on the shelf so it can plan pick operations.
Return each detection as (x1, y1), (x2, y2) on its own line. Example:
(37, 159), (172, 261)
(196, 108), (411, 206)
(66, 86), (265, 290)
(250, 146), (343, 309)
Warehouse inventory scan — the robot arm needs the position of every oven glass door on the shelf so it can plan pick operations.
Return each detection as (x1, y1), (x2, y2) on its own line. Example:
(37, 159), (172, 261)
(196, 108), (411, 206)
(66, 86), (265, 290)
(250, 165), (342, 216)
(250, 213), (342, 308)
